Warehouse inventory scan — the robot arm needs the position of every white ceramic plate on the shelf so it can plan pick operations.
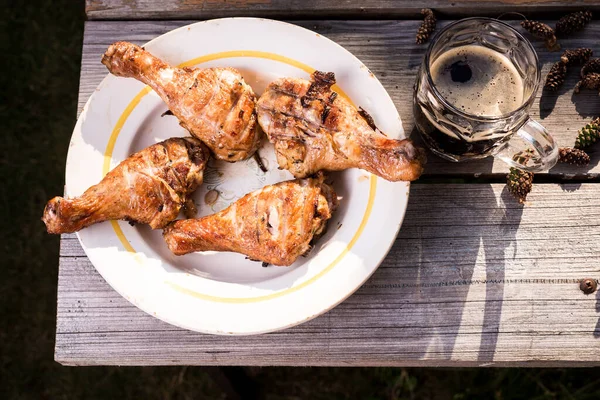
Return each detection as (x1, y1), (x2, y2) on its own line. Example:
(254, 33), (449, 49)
(67, 18), (410, 335)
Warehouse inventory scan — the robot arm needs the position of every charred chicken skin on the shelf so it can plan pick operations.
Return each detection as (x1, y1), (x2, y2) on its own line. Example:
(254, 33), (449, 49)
(257, 71), (426, 181)
(43, 137), (209, 234)
(102, 41), (260, 161)
(162, 173), (337, 266)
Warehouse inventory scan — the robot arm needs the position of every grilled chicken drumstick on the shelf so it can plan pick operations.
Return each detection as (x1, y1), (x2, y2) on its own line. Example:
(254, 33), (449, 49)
(102, 41), (260, 161)
(257, 71), (426, 181)
(43, 138), (209, 234)
(163, 173), (337, 266)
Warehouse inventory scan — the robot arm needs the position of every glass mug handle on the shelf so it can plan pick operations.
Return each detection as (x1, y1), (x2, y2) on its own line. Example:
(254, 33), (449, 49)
(495, 118), (559, 172)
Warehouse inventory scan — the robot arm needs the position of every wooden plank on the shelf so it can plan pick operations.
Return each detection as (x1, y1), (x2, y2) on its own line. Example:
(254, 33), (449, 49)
(85, 0), (600, 20)
(55, 183), (600, 366)
(77, 20), (600, 178)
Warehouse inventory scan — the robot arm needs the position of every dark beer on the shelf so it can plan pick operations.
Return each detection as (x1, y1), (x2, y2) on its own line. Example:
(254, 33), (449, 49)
(415, 45), (525, 158)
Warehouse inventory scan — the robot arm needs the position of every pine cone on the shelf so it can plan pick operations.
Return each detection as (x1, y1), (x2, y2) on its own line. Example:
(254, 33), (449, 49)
(521, 20), (560, 51)
(574, 72), (600, 94)
(416, 9), (436, 44)
(556, 10), (593, 36)
(560, 48), (593, 66)
(575, 117), (600, 149)
(558, 147), (590, 166)
(545, 61), (567, 91)
(581, 58), (600, 78)
(521, 20), (555, 39)
(507, 167), (534, 204)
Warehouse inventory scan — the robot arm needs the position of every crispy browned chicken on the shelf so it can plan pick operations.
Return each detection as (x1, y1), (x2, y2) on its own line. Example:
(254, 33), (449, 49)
(163, 173), (337, 266)
(102, 41), (260, 161)
(43, 138), (209, 234)
(257, 71), (426, 181)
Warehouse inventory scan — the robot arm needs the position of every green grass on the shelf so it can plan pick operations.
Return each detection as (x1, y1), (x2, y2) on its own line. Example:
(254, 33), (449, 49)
(1, 1), (599, 399)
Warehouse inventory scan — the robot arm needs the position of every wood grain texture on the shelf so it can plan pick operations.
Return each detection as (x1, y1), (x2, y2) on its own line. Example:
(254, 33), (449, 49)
(57, 18), (600, 366)
(56, 183), (600, 366)
(85, 0), (600, 20)
(78, 20), (600, 178)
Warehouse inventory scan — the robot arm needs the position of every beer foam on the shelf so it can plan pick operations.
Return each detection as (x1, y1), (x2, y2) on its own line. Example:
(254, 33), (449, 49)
(430, 45), (524, 117)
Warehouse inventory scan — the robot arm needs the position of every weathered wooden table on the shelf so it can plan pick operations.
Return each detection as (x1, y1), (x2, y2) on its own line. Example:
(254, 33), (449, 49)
(56, 1), (600, 366)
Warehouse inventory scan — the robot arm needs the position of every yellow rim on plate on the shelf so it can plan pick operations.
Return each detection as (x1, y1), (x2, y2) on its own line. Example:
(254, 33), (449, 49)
(104, 50), (377, 303)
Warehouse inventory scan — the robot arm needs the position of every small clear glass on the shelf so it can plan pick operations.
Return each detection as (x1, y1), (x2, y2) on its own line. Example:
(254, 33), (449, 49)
(413, 18), (558, 172)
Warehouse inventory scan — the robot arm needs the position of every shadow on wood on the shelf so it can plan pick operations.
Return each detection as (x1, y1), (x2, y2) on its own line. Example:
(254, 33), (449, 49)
(539, 85), (570, 120)
(476, 186), (524, 362)
(356, 148), (522, 362)
(571, 90), (600, 119)
(377, 178), (523, 363)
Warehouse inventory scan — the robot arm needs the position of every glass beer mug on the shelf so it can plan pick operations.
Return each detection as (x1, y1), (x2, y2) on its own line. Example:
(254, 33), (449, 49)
(414, 18), (558, 171)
